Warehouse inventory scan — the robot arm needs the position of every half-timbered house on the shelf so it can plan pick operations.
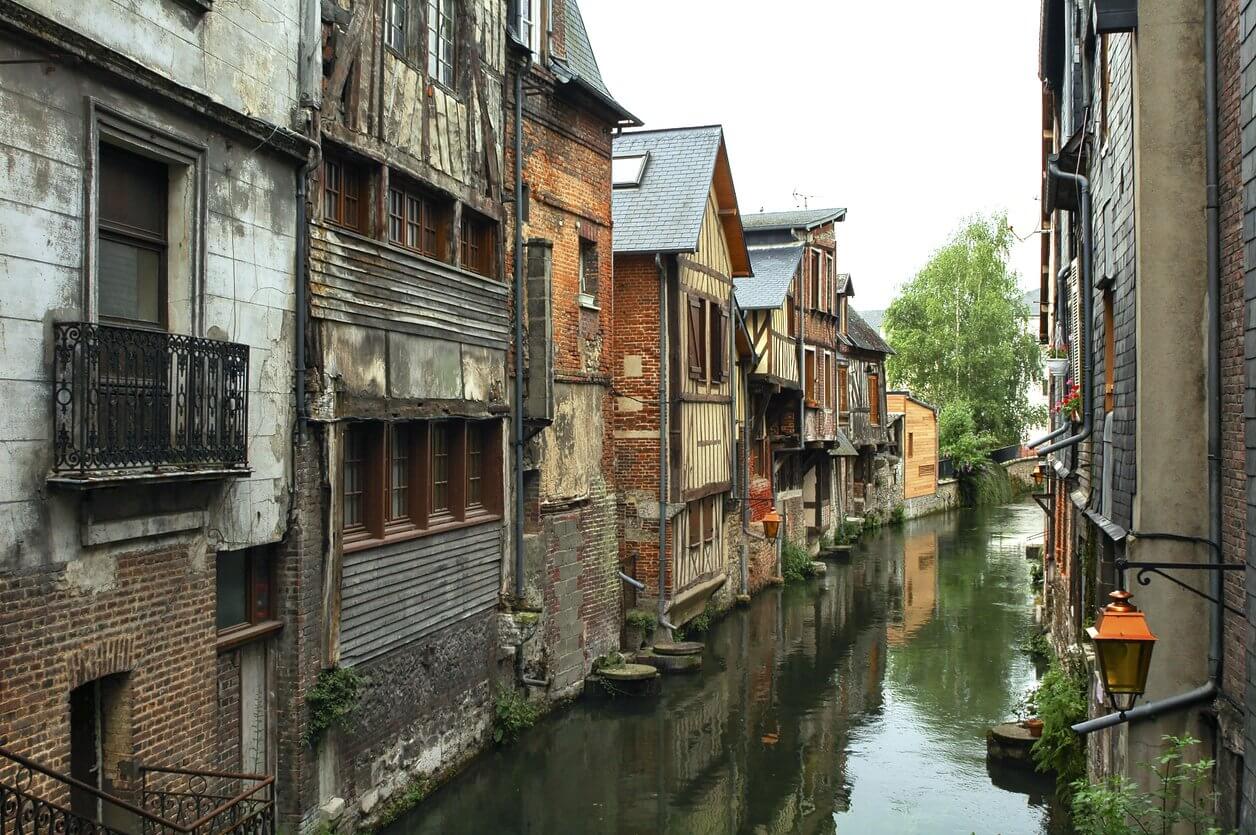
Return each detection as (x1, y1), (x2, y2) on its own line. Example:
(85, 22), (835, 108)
(611, 126), (752, 628)
(295, 0), (510, 826)
(742, 210), (854, 548)
(842, 308), (894, 519)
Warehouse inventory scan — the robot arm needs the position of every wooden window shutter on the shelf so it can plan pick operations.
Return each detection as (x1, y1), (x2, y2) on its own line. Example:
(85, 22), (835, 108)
(717, 306), (730, 380)
(1069, 258), (1084, 386)
(687, 296), (704, 379)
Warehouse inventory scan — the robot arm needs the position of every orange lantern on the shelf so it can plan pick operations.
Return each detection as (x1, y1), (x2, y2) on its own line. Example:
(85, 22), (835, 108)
(761, 510), (782, 544)
(1086, 590), (1157, 713)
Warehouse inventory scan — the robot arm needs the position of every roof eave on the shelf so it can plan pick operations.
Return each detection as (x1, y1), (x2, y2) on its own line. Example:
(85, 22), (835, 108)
(553, 68), (642, 127)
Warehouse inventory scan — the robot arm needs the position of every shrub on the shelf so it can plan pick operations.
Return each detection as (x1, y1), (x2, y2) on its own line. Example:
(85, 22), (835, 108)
(624, 608), (656, 630)
(1031, 653), (1088, 788)
(1018, 629), (1050, 660)
(781, 540), (816, 584)
(306, 666), (364, 744)
(889, 504), (906, 526)
(835, 520), (862, 545)
(492, 686), (540, 746)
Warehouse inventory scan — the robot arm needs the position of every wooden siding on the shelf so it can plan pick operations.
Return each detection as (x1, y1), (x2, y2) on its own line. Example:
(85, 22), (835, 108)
(889, 393), (938, 499)
(748, 306), (800, 386)
(682, 401), (732, 493)
(310, 226), (510, 350)
(673, 494), (724, 592)
(339, 522), (503, 666)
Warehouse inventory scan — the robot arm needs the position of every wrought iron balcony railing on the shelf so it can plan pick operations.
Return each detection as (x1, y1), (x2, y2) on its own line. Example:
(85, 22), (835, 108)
(0, 745), (274, 835)
(52, 322), (249, 480)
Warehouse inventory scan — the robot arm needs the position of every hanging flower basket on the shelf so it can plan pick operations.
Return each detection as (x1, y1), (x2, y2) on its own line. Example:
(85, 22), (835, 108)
(1046, 356), (1069, 378)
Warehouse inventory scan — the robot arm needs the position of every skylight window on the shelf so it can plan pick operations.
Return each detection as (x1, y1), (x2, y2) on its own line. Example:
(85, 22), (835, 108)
(612, 153), (648, 188)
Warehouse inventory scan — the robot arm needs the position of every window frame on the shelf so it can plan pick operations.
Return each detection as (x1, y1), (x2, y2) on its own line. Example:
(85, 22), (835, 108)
(323, 156), (366, 233)
(460, 210), (497, 277)
(426, 0), (456, 88)
(215, 546), (279, 647)
(388, 177), (447, 259)
(578, 238), (599, 307)
(386, 0), (408, 54)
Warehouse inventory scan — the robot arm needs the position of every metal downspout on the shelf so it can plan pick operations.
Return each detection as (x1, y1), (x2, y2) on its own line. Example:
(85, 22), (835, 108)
(1038, 158), (1094, 457)
(1073, 3), (1225, 733)
(295, 148), (319, 428)
(656, 254), (670, 631)
(512, 62), (526, 605)
(740, 355), (750, 596)
(1028, 265), (1075, 450)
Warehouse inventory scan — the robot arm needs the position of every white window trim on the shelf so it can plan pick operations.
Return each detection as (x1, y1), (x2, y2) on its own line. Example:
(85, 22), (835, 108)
(84, 99), (208, 335)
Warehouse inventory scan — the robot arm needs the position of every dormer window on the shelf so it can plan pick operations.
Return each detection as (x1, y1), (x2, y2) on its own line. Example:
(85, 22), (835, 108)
(612, 154), (649, 188)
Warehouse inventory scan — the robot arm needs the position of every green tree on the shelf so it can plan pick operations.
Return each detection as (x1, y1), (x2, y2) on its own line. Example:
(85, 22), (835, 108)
(884, 213), (1044, 447)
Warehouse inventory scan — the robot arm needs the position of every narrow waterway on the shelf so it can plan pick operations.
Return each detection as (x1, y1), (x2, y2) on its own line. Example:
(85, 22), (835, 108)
(390, 501), (1059, 834)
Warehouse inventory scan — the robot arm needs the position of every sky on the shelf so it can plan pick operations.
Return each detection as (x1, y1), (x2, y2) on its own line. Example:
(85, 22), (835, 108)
(580, 0), (1044, 313)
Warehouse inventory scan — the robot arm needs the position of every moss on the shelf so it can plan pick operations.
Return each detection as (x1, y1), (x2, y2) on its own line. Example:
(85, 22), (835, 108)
(372, 775), (432, 830)
(513, 611), (540, 627)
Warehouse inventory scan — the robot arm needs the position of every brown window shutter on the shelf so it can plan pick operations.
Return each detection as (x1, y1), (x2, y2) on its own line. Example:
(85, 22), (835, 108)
(687, 296), (704, 379)
(721, 308), (731, 378)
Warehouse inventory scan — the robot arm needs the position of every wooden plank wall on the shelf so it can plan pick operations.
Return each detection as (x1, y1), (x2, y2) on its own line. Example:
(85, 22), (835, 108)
(888, 394), (938, 499)
(310, 227), (510, 350)
(673, 494), (724, 592)
(339, 522), (502, 665)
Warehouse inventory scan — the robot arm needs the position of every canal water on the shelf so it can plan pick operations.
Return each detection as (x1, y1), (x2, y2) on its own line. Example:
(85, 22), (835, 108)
(391, 501), (1060, 834)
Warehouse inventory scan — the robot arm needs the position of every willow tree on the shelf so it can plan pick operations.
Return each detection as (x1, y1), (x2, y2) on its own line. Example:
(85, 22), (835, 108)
(884, 214), (1043, 448)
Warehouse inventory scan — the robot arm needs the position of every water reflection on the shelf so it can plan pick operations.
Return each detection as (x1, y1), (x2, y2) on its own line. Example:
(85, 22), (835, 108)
(390, 501), (1056, 835)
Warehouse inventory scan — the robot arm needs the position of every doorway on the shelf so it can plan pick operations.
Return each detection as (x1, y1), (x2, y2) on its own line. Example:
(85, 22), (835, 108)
(69, 674), (132, 827)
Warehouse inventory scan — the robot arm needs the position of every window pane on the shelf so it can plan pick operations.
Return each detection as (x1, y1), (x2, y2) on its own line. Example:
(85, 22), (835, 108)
(389, 188), (404, 243)
(343, 428), (365, 529)
(99, 238), (162, 325)
(216, 550), (248, 631)
(390, 425), (410, 521)
(407, 195), (422, 250)
(431, 423), (449, 513)
(466, 424), (483, 507)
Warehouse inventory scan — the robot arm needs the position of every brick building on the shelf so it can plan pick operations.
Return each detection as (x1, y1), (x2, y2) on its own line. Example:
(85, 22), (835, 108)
(0, 0), (312, 829)
(504, 0), (638, 696)
(610, 126), (753, 629)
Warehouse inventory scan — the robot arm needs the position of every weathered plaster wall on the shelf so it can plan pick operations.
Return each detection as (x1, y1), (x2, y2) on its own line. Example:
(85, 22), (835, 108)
(0, 33), (297, 565)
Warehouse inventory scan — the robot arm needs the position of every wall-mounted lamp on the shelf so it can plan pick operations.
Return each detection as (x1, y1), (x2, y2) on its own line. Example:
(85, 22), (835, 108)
(1032, 463), (1047, 488)
(762, 510), (782, 544)
(1086, 590), (1157, 713)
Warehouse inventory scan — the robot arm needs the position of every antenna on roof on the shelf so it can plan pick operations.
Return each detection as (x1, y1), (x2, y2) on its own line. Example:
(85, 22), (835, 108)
(792, 189), (816, 209)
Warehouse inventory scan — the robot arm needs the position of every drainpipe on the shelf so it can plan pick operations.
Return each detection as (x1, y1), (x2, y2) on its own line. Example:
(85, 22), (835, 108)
(656, 254), (670, 631)
(295, 149), (318, 428)
(1038, 157), (1093, 457)
(1029, 264), (1075, 450)
(512, 57), (527, 604)
(740, 354), (750, 596)
(1074, 1), (1224, 734)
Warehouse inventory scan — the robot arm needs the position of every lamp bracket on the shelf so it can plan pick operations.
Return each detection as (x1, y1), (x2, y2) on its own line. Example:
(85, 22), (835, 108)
(1115, 558), (1244, 618)
(1031, 492), (1053, 517)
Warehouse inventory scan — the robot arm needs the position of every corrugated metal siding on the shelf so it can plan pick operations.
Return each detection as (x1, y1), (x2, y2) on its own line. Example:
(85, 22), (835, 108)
(310, 228), (510, 350)
(339, 522), (503, 666)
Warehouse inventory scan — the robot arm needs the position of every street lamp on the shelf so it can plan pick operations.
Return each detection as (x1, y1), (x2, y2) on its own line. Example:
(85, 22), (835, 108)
(1086, 590), (1157, 713)
(1032, 463), (1046, 488)
(762, 510), (782, 544)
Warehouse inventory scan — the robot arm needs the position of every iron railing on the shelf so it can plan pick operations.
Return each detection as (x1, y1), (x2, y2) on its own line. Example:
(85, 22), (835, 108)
(0, 745), (274, 835)
(52, 323), (249, 477)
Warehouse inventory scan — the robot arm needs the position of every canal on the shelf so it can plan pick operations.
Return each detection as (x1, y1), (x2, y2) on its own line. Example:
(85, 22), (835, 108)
(390, 501), (1059, 834)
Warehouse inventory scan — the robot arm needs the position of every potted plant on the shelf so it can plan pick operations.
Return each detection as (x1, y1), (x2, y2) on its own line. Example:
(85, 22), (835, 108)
(1045, 343), (1069, 378)
(1054, 380), (1083, 423)
(1015, 688), (1043, 737)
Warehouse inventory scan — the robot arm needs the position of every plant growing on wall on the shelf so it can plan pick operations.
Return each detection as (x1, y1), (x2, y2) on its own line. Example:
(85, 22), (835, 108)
(883, 213), (1045, 446)
(492, 686), (540, 746)
(306, 666), (365, 744)
(1031, 653), (1088, 789)
(1070, 735), (1233, 834)
(781, 540), (816, 584)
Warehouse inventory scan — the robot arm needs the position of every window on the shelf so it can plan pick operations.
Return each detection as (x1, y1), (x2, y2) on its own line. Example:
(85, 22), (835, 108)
(1104, 288), (1115, 413)
(515, 0), (544, 53)
(216, 547), (274, 633)
(687, 296), (706, 379)
(688, 501), (701, 550)
(805, 350), (817, 403)
(461, 210), (496, 277)
(341, 419), (501, 548)
(98, 145), (167, 329)
(908, 432), (914, 458)
(578, 239), (598, 305)
(868, 372), (880, 424)
(323, 157), (364, 232)
(825, 254), (835, 313)
(809, 250), (820, 309)
(388, 178), (449, 259)
(703, 496), (715, 543)
(710, 305), (728, 382)
(828, 353), (837, 410)
(426, 0), (455, 86)
(386, 0), (407, 52)
(612, 154), (648, 188)
(838, 364), (848, 412)
(785, 294), (797, 337)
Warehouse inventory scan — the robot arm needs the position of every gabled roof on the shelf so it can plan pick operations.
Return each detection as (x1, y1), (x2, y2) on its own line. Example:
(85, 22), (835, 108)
(846, 308), (894, 355)
(612, 126), (752, 277)
(550, 0), (640, 127)
(742, 207), (847, 233)
(835, 273), (851, 296)
(736, 244), (803, 310)
(888, 390), (939, 414)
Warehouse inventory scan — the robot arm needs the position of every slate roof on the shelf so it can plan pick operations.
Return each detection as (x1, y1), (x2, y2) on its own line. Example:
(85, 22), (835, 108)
(830, 428), (859, 458)
(847, 308), (894, 355)
(742, 207), (847, 232)
(736, 244), (803, 310)
(612, 126), (726, 255)
(835, 273), (851, 295)
(551, 0), (638, 125)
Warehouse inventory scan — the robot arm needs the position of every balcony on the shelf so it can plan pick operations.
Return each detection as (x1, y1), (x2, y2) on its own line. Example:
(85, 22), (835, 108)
(0, 745), (273, 835)
(51, 323), (250, 486)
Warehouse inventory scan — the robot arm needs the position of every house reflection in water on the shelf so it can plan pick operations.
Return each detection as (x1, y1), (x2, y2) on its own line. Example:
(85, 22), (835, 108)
(887, 531), (939, 646)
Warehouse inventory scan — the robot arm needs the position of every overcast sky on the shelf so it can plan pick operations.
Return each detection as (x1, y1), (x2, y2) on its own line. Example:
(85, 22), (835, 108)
(581, 0), (1043, 313)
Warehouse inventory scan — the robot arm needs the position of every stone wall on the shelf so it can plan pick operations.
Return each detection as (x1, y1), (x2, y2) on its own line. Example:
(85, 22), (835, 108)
(901, 479), (959, 520)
